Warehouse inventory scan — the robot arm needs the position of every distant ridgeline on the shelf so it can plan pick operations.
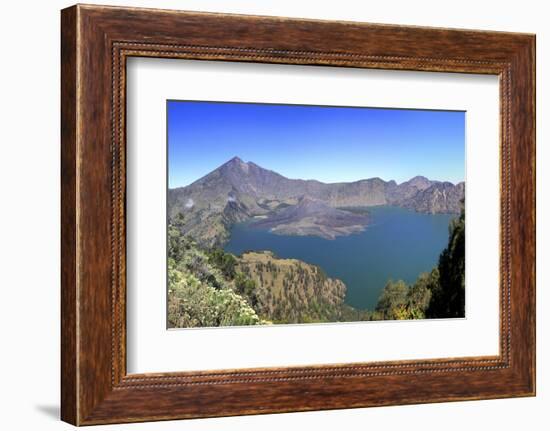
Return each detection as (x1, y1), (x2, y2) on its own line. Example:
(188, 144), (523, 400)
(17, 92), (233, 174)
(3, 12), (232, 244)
(168, 157), (465, 248)
(167, 158), (465, 327)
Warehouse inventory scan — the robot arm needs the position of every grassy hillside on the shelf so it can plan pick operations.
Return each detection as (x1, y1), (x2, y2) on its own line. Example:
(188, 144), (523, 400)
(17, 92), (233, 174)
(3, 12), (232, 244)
(237, 251), (347, 323)
(167, 199), (465, 328)
(167, 215), (354, 327)
(167, 219), (264, 328)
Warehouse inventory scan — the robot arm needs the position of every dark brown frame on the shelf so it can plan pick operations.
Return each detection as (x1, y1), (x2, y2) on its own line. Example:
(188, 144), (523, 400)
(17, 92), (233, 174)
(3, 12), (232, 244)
(61, 4), (536, 426)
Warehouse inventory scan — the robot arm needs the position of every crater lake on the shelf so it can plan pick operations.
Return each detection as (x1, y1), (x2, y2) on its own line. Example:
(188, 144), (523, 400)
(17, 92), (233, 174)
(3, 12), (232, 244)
(224, 205), (455, 310)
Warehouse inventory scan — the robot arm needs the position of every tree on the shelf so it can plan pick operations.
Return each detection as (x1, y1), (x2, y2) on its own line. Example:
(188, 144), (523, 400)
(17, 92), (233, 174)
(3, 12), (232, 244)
(375, 280), (409, 319)
(167, 213), (190, 263)
(374, 269), (437, 321)
(406, 269), (437, 319)
(234, 272), (259, 307)
(207, 248), (237, 279)
(426, 200), (465, 318)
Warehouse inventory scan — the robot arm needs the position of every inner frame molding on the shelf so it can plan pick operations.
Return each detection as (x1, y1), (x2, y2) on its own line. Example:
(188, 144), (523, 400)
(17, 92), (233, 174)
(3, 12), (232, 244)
(61, 4), (534, 425)
(121, 44), (506, 384)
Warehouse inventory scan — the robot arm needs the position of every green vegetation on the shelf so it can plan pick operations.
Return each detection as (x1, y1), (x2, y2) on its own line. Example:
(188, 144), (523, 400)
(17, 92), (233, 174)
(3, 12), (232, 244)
(168, 214), (264, 328)
(426, 202), (465, 318)
(372, 201), (465, 320)
(167, 215), (351, 327)
(237, 251), (347, 323)
(168, 262), (260, 328)
(168, 200), (465, 328)
(373, 270), (437, 320)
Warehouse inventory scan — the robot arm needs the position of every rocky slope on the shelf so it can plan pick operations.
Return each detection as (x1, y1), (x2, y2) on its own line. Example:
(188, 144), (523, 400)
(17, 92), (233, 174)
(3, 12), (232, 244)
(168, 157), (465, 247)
(401, 181), (465, 214)
(251, 196), (369, 239)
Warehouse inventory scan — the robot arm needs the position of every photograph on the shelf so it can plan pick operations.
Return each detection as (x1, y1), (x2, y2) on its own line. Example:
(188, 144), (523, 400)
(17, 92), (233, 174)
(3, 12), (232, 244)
(167, 101), (466, 328)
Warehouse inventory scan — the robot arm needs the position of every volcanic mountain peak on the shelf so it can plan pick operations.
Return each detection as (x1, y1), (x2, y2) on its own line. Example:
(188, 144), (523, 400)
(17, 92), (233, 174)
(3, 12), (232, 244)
(228, 155), (244, 163)
(219, 156), (249, 174)
(223, 155), (247, 168)
(213, 156), (286, 189)
(168, 157), (465, 246)
(400, 175), (433, 189)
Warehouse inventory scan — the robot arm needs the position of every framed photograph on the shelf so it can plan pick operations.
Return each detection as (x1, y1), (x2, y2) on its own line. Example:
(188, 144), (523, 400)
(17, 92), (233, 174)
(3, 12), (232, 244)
(61, 4), (536, 425)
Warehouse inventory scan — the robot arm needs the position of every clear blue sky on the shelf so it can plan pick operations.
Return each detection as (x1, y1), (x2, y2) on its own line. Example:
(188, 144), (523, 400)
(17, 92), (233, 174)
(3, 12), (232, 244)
(168, 100), (465, 188)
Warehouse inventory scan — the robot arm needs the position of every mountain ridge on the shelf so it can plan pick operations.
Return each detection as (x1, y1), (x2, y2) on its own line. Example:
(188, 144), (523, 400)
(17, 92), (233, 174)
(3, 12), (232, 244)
(169, 157), (465, 247)
(178, 157), (462, 189)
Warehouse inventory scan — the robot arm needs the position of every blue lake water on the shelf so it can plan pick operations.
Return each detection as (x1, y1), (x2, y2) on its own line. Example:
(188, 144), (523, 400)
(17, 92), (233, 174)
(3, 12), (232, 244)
(224, 206), (454, 310)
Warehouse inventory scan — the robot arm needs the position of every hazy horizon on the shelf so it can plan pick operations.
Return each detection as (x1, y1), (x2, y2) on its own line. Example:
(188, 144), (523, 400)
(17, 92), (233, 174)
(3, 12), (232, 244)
(168, 101), (465, 188)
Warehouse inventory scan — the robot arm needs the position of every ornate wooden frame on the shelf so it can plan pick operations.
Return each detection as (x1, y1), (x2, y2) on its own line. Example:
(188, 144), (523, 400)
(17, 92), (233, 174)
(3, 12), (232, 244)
(61, 4), (535, 425)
